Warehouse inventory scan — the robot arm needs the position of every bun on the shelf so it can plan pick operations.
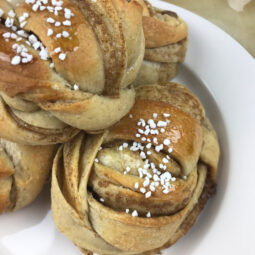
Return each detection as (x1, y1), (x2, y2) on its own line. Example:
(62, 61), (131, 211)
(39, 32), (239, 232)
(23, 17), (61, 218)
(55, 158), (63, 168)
(0, 138), (56, 214)
(134, 1), (188, 86)
(51, 82), (220, 254)
(0, 0), (144, 137)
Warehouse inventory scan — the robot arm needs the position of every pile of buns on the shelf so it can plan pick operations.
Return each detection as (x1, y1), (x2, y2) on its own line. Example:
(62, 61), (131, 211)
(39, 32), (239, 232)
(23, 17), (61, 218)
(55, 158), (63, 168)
(0, 0), (219, 254)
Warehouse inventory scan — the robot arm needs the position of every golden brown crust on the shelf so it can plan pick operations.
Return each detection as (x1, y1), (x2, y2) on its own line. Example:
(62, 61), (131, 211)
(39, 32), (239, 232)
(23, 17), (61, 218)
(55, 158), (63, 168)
(138, 1), (188, 48)
(51, 82), (220, 254)
(0, 26), (53, 97)
(14, 0), (144, 95)
(143, 16), (187, 48)
(0, 0), (144, 135)
(135, 82), (205, 123)
(0, 1), (12, 19)
(134, 1), (188, 85)
(107, 99), (203, 176)
(16, 0), (105, 94)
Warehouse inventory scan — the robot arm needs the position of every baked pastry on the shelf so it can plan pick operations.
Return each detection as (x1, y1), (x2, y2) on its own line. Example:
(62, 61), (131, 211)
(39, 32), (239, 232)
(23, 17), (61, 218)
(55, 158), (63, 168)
(0, 94), (80, 145)
(0, 138), (57, 214)
(51, 82), (220, 254)
(134, 0), (188, 86)
(0, 0), (144, 141)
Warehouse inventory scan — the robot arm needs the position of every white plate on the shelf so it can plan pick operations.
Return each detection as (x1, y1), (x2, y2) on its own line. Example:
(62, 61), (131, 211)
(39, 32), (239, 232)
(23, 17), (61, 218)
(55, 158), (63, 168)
(1, 1), (255, 254)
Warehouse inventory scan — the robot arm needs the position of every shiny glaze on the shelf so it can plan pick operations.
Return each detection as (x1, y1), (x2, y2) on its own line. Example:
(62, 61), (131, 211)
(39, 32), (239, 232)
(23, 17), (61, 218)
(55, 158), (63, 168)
(16, 1), (80, 56)
(108, 99), (203, 173)
(0, 26), (52, 97)
(16, 0), (104, 91)
(0, 27), (18, 64)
